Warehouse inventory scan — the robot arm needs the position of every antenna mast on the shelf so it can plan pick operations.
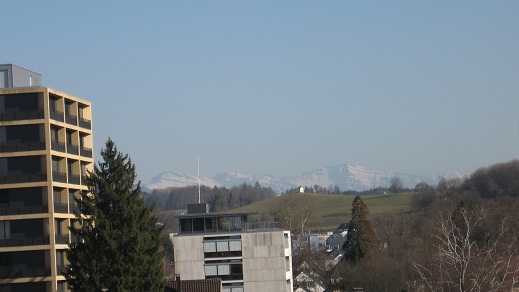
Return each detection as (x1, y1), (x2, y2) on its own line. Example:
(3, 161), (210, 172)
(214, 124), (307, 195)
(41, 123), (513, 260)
(197, 154), (201, 203)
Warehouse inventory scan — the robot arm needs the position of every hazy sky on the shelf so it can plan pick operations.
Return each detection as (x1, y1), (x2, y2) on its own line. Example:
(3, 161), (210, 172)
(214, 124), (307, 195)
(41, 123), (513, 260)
(3, 1), (519, 182)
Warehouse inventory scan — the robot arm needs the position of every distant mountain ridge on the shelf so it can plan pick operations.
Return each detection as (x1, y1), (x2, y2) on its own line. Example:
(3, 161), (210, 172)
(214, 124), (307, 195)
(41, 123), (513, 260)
(141, 164), (456, 193)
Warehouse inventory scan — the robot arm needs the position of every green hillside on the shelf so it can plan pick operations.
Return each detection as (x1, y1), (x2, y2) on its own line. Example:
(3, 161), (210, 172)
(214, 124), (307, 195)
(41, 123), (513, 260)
(233, 192), (418, 231)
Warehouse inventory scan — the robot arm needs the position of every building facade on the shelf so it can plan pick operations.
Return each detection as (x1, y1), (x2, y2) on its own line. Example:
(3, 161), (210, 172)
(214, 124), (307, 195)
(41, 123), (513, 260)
(173, 205), (293, 292)
(0, 64), (93, 292)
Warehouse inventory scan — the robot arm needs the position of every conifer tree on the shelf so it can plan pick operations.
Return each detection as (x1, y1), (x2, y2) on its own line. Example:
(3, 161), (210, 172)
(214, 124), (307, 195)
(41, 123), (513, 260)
(65, 138), (165, 291)
(343, 196), (379, 263)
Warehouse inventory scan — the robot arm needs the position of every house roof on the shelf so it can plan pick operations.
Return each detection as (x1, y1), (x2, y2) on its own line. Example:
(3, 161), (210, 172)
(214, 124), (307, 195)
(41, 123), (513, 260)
(334, 223), (350, 233)
(328, 248), (344, 259)
(165, 278), (222, 292)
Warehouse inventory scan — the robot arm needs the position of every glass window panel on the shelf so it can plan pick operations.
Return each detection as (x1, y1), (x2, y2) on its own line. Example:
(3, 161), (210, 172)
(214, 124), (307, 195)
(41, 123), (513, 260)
(218, 264), (230, 275)
(0, 221), (10, 240)
(205, 217), (216, 231)
(218, 217), (229, 232)
(229, 216), (242, 231)
(230, 264), (243, 274)
(217, 241), (229, 252)
(0, 127), (5, 144)
(0, 221), (4, 240)
(205, 265), (217, 276)
(204, 242), (216, 252)
(229, 240), (241, 251)
(193, 218), (204, 232)
(0, 158), (7, 176)
(180, 219), (192, 234)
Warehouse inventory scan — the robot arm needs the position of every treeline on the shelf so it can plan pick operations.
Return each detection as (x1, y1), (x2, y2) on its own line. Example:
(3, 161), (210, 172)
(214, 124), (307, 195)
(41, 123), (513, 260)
(325, 159), (519, 291)
(284, 185), (413, 195)
(143, 182), (276, 213)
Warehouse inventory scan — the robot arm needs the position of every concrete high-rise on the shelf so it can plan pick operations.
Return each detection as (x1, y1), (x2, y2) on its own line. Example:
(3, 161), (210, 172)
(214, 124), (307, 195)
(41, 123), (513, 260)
(0, 64), (93, 292)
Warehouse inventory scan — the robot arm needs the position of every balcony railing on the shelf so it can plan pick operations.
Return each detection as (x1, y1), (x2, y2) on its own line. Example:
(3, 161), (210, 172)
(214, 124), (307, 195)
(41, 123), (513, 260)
(56, 265), (66, 276)
(0, 173), (47, 184)
(0, 204), (48, 216)
(68, 174), (80, 185)
(0, 236), (50, 248)
(50, 110), (64, 122)
(243, 222), (280, 231)
(206, 273), (243, 281)
(0, 267), (51, 279)
(0, 110), (44, 121)
(0, 142), (45, 153)
(65, 114), (77, 126)
(79, 117), (91, 130)
(52, 171), (67, 183)
(55, 234), (69, 245)
(80, 147), (92, 158)
(54, 203), (68, 213)
(70, 204), (80, 214)
(67, 144), (79, 155)
(51, 140), (65, 152)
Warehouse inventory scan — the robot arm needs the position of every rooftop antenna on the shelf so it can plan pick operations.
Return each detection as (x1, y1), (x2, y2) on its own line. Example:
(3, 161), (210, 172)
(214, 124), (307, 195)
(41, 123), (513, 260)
(197, 154), (201, 203)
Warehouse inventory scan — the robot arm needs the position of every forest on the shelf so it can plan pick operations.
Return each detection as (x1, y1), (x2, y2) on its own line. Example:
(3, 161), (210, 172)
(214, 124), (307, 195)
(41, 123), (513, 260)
(304, 159), (519, 291)
(143, 182), (276, 213)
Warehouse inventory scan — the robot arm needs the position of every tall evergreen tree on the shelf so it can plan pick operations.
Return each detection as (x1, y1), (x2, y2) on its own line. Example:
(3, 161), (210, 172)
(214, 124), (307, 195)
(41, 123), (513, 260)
(343, 196), (379, 263)
(65, 138), (165, 291)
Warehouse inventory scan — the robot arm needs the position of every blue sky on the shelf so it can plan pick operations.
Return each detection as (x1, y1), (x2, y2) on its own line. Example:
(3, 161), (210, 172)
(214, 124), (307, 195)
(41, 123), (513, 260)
(3, 1), (519, 182)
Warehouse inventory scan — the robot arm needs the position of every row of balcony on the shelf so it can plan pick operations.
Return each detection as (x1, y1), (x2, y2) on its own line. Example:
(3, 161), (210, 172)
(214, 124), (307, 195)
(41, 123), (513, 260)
(0, 141), (92, 158)
(0, 203), (80, 216)
(0, 142), (45, 153)
(0, 172), (87, 185)
(0, 110), (91, 130)
(51, 140), (92, 158)
(0, 234), (70, 248)
(51, 110), (91, 130)
(52, 172), (83, 185)
(0, 268), (51, 279)
(0, 173), (47, 184)
(0, 111), (44, 122)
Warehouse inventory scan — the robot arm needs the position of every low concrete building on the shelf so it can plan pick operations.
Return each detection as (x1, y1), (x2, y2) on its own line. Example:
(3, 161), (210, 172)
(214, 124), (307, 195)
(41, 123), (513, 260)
(173, 204), (293, 292)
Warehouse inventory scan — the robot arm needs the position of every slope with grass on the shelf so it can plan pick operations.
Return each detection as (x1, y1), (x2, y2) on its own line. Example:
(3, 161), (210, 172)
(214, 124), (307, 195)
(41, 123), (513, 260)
(233, 192), (417, 231)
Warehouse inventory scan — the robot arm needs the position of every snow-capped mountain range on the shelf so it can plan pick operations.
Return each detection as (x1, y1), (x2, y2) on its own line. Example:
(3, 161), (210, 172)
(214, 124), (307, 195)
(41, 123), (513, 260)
(141, 164), (463, 193)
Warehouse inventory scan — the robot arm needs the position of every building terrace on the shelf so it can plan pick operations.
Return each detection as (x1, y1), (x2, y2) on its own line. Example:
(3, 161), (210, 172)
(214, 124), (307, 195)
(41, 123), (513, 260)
(176, 209), (280, 235)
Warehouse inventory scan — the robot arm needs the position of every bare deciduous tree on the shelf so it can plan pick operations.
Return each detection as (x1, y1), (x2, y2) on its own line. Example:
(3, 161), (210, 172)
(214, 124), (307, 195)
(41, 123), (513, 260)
(390, 176), (404, 194)
(270, 193), (319, 238)
(414, 207), (519, 292)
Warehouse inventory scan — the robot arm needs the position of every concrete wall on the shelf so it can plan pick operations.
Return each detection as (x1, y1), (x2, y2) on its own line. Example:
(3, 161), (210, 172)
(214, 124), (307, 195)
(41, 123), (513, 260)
(173, 235), (206, 280)
(173, 230), (293, 291)
(242, 231), (292, 292)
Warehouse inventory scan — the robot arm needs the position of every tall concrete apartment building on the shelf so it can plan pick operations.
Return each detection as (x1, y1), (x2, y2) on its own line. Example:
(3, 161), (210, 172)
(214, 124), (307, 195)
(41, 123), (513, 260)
(173, 204), (294, 292)
(0, 64), (93, 292)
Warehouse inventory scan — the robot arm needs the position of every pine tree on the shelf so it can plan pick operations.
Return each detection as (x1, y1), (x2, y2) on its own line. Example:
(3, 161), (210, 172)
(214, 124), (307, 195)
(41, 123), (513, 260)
(65, 138), (165, 291)
(343, 196), (379, 263)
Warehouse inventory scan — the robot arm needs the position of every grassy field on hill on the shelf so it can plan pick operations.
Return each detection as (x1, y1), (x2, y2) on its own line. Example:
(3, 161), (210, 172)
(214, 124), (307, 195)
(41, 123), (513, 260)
(233, 192), (418, 231)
